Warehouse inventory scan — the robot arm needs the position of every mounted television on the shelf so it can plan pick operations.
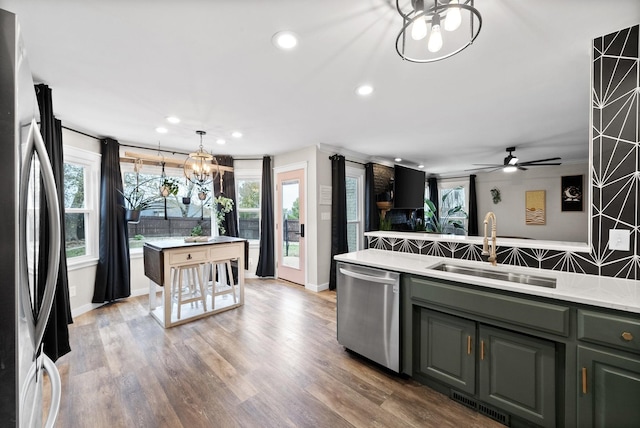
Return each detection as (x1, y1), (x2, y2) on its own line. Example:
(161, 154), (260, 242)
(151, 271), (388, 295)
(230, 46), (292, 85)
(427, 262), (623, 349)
(394, 165), (426, 208)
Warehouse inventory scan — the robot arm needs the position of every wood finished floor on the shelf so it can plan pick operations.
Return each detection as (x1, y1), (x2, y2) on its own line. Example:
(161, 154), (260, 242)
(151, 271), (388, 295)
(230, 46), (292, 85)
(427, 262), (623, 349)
(50, 278), (504, 428)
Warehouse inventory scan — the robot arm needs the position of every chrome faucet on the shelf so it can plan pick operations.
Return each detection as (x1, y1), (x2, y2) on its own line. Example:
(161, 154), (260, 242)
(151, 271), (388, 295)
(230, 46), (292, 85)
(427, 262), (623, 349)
(482, 212), (497, 266)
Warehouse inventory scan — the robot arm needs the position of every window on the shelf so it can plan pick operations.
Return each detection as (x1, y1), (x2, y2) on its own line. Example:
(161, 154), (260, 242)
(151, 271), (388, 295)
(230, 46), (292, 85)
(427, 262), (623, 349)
(346, 167), (364, 252)
(236, 173), (261, 242)
(439, 182), (468, 235)
(63, 146), (100, 262)
(120, 163), (214, 248)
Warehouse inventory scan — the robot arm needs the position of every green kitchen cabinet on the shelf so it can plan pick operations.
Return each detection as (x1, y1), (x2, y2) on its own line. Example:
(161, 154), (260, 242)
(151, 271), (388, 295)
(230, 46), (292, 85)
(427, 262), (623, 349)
(478, 325), (556, 428)
(577, 346), (640, 427)
(416, 308), (476, 395)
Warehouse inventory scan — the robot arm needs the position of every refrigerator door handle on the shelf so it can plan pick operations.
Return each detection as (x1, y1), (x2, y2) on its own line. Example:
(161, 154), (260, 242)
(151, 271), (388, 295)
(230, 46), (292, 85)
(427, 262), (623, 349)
(20, 355), (61, 428)
(19, 118), (61, 352)
(338, 267), (397, 284)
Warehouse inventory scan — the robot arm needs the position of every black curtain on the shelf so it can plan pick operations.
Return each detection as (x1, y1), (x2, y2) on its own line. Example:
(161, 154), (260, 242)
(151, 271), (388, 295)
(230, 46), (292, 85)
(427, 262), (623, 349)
(35, 84), (72, 361)
(92, 138), (131, 303)
(255, 156), (275, 277)
(213, 155), (238, 237)
(364, 162), (379, 249)
(468, 174), (479, 236)
(428, 176), (439, 222)
(329, 154), (348, 291)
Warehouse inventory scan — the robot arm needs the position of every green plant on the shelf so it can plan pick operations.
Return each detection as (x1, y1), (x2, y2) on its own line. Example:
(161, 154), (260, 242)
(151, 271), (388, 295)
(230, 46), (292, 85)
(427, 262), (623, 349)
(214, 195), (234, 235)
(424, 189), (468, 234)
(379, 215), (392, 231)
(119, 185), (161, 211)
(190, 224), (203, 237)
(160, 177), (180, 197)
(134, 234), (145, 241)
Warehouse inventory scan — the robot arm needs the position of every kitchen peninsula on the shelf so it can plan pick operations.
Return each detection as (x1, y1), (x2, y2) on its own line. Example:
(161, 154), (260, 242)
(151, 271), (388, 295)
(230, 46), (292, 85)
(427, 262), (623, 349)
(335, 247), (640, 427)
(143, 236), (247, 328)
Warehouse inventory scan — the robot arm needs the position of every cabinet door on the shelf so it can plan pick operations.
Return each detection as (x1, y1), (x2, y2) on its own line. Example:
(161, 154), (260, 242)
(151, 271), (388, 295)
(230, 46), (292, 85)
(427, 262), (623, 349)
(417, 309), (476, 395)
(478, 325), (556, 427)
(577, 346), (640, 428)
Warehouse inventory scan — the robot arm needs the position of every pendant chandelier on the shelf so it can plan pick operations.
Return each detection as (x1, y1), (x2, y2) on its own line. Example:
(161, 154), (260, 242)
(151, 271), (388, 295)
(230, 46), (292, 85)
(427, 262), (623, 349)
(184, 130), (219, 187)
(395, 0), (482, 63)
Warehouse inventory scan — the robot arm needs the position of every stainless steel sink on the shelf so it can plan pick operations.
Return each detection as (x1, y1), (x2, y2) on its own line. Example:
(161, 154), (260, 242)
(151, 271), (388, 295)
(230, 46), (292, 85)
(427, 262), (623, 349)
(430, 263), (557, 288)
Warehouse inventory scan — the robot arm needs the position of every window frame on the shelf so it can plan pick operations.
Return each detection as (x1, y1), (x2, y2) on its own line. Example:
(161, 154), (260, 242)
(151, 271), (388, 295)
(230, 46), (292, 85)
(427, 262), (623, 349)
(63, 146), (101, 268)
(235, 168), (262, 246)
(346, 166), (365, 252)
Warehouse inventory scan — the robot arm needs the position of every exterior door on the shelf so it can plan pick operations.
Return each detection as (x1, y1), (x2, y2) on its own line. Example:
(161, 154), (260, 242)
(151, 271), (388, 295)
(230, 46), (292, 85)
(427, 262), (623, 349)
(276, 168), (305, 285)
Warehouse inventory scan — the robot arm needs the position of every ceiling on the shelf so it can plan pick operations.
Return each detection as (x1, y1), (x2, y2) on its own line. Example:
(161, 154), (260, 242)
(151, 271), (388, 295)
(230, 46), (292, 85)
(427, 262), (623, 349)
(2, 0), (639, 176)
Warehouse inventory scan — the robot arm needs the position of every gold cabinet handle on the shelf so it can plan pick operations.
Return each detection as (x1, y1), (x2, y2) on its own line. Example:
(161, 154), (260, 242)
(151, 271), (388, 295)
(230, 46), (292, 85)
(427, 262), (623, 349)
(467, 336), (472, 355)
(582, 367), (587, 394)
(480, 340), (485, 360)
(622, 331), (634, 341)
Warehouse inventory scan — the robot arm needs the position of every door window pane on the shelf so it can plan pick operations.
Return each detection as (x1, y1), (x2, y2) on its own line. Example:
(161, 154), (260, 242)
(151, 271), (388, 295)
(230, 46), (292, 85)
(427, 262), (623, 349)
(281, 180), (300, 269)
(346, 176), (359, 252)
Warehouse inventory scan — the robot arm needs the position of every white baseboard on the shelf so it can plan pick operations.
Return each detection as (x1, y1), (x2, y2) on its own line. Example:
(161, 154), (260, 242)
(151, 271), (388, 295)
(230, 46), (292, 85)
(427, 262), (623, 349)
(306, 282), (329, 292)
(71, 302), (104, 318)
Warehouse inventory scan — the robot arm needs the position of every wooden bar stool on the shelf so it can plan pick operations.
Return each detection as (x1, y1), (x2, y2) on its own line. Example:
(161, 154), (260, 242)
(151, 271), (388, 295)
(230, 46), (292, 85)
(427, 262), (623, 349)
(205, 260), (238, 308)
(171, 263), (207, 319)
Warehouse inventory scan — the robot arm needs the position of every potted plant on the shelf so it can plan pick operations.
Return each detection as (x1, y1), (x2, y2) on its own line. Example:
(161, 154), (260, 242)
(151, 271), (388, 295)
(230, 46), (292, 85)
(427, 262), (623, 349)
(160, 177), (179, 197)
(120, 187), (160, 223)
(424, 188), (468, 234)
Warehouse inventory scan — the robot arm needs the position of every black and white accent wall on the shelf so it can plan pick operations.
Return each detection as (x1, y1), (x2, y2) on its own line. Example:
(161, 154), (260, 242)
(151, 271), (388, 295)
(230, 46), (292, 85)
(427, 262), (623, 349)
(369, 25), (639, 281)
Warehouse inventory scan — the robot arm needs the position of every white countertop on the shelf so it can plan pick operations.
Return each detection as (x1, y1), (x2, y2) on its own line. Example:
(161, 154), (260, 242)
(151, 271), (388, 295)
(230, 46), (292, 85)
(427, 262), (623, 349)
(365, 231), (591, 253)
(335, 249), (640, 314)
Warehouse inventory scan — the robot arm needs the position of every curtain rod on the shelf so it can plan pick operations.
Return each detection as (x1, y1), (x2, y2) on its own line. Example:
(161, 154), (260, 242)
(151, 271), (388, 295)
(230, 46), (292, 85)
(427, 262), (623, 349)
(328, 155), (367, 166)
(62, 125), (100, 140)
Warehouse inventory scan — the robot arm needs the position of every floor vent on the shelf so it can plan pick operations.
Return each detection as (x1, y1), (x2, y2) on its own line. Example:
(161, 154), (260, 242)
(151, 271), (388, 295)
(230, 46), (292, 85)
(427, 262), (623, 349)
(450, 390), (477, 410)
(478, 402), (510, 426)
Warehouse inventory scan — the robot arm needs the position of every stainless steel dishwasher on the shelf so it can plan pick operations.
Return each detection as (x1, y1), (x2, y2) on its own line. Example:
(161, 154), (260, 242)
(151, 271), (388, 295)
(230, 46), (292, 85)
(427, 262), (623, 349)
(337, 262), (400, 372)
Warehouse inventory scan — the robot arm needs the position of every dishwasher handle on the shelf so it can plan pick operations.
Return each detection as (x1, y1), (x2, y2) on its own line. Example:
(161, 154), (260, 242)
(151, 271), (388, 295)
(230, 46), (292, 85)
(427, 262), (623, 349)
(339, 267), (397, 285)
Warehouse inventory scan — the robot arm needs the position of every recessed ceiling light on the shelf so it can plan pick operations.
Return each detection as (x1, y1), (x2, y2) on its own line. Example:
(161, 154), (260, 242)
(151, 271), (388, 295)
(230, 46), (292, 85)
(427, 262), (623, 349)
(155, 127), (168, 134)
(356, 85), (374, 96)
(166, 116), (180, 124)
(418, 164), (425, 169)
(395, 157), (402, 162)
(216, 139), (226, 145)
(272, 31), (298, 50)
(231, 131), (243, 138)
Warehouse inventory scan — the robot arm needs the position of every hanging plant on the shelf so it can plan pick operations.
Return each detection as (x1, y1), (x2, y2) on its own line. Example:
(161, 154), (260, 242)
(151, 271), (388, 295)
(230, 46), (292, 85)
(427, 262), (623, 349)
(490, 187), (501, 204)
(213, 195), (234, 235)
(160, 177), (179, 197)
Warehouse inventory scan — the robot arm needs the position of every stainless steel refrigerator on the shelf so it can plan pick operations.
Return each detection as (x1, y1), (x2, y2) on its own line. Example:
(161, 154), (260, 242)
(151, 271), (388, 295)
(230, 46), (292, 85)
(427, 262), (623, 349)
(0, 8), (62, 427)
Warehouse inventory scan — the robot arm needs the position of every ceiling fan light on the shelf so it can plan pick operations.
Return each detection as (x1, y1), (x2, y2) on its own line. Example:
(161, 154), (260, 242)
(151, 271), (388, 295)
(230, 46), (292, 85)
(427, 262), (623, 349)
(504, 166), (517, 173)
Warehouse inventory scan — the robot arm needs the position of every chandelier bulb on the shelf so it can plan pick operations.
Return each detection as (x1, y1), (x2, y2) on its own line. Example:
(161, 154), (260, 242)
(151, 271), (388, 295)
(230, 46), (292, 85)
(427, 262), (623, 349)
(444, 0), (462, 32)
(427, 14), (443, 52)
(411, 0), (427, 40)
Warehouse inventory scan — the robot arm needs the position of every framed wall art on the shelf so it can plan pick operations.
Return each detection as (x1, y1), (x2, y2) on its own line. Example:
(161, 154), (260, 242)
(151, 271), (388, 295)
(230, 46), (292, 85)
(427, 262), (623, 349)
(525, 190), (546, 225)
(561, 175), (583, 211)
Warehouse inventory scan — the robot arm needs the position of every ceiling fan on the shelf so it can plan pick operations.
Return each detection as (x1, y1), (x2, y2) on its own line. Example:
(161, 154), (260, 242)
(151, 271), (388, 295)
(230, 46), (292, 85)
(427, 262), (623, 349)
(468, 147), (561, 172)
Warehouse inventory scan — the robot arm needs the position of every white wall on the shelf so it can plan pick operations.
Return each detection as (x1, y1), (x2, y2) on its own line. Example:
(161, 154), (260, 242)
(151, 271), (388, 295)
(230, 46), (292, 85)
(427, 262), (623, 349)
(475, 163), (589, 242)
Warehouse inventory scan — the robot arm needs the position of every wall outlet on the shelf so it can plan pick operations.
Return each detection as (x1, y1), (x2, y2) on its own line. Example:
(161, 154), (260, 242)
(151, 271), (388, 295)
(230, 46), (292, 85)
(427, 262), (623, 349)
(609, 229), (630, 251)
(321, 212), (331, 221)
(69, 286), (77, 297)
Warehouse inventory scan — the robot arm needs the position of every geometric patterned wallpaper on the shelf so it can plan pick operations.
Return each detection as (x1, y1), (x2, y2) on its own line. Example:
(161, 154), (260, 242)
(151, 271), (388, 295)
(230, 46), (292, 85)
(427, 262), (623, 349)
(369, 25), (639, 281)
(591, 24), (639, 280)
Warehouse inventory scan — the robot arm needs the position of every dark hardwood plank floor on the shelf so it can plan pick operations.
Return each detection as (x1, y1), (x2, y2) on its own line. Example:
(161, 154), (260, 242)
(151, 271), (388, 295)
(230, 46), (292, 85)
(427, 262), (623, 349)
(50, 278), (504, 427)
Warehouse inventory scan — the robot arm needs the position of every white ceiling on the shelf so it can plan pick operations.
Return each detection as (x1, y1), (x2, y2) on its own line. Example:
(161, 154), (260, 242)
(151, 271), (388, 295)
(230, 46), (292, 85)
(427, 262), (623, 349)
(2, 0), (639, 176)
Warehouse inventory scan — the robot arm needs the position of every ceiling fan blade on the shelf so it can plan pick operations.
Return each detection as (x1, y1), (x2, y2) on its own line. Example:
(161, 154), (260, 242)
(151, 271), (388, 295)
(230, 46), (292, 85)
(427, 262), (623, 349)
(465, 165), (502, 172)
(519, 157), (561, 165)
(523, 163), (562, 166)
(517, 165), (528, 171)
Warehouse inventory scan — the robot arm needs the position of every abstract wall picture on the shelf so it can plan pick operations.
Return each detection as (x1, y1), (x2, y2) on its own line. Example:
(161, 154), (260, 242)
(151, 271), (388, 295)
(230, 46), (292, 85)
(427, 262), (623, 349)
(525, 190), (546, 225)
(561, 175), (583, 211)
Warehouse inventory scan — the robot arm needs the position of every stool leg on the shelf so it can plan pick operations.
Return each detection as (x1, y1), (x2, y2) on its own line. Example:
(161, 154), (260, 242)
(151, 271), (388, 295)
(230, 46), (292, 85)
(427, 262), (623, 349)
(226, 260), (237, 303)
(177, 268), (184, 320)
(196, 265), (206, 312)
